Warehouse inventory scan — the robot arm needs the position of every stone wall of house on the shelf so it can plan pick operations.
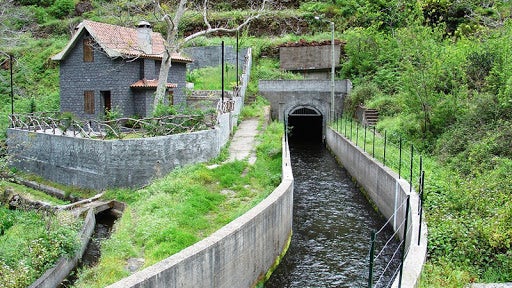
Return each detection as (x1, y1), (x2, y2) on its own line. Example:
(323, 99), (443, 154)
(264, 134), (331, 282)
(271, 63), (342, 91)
(59, 32), (188, 119)
(59, 36), (141, 119)
(167, 62), (188, 105)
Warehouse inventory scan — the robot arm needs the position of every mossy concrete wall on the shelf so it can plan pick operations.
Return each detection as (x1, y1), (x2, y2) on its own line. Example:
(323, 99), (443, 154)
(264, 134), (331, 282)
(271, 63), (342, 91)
(107, 137), (294, 288)
(326, 127), (427, 288)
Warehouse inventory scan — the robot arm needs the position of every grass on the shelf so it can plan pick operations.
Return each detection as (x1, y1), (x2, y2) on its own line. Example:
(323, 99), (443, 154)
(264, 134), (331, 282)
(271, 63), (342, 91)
(0, 181), (69, 205)
(187, 64), (239, 90)
(13, 173), (99, 200)
(72, 115), (283, 287)
(0, 206), (83, 288)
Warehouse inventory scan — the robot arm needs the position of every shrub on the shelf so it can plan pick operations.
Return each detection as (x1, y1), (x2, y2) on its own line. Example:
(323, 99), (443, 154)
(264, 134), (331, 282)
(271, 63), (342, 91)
(343, 82), (381, 116)
(49, 0), (74, 19)
(0, 207), (81, 288)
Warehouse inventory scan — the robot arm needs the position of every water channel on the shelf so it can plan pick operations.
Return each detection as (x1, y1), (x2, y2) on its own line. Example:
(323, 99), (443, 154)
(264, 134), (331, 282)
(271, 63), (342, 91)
(265, 140), (400, 287)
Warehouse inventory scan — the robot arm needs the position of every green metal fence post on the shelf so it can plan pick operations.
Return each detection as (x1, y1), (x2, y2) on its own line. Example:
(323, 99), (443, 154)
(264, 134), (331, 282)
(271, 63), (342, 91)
(344, 115), (347, 136)
(336, 113), (339, 132)
(356, 122), (359, 146)
(410, 145), (414, 192)
(350, 118), (353, 140)
(418, 171), (425, 246)
(399, 137), (402, 179)
(384, 131), (387, 166)
(368, 231), (376, 288)
(372, 126), (376, 158)
(364, 125), (367, 152)
(399, 196), (411, 288)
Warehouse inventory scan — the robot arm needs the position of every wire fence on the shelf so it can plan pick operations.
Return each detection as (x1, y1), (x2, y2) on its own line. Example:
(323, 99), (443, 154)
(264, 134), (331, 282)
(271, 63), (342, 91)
(332, 114), (424, 192)
(330, 114), (426, 288)
(367, 196), (412, 288)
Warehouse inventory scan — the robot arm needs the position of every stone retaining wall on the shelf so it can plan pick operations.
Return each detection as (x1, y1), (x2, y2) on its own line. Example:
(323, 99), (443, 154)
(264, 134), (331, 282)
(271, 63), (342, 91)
(7, 127), (223, 190)
(326, 127), (427, 288)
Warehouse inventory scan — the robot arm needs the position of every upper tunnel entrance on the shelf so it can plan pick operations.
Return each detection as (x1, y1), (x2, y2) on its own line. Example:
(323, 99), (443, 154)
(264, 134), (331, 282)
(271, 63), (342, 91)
(287, 106), (323, 143)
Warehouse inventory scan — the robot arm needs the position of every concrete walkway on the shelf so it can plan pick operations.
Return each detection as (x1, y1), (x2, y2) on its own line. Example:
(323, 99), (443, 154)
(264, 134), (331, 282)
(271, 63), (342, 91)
(227, 118), (259, 165)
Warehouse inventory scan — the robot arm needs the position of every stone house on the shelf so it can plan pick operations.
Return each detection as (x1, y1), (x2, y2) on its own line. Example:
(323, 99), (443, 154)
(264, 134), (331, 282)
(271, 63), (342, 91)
(51, 20), (193, 119)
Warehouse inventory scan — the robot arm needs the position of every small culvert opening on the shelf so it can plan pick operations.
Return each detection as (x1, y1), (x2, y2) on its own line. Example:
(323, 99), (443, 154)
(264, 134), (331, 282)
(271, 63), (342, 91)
(60, 204), (124, 287)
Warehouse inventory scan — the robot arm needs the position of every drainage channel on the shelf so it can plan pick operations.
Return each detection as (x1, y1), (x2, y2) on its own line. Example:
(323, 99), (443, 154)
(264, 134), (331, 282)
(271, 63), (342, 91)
(265, 141), (401, 287)
(59, 208), (120, 287)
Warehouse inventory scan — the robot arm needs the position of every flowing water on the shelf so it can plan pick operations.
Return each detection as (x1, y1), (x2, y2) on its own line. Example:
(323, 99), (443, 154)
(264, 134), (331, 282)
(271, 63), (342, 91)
(59, 209), (118, 287)
(80, 209), (117, 267)
(265, 141), (400, 288)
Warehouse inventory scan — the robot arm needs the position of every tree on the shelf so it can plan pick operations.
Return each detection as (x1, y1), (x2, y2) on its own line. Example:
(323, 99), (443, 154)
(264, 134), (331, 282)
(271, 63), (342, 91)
(152, 0), (269, 111)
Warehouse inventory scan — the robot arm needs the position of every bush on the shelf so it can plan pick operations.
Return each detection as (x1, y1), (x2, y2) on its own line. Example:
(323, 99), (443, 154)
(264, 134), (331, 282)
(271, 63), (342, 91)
(17, 0), (54, 7)
(343, 82), (381, 116)
(0, 207), (81, 288)
(49, 0), (74, 19)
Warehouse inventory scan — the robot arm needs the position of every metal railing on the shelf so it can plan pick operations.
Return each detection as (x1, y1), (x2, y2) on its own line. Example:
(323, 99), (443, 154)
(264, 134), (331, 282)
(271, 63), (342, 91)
(367, 196), (411, 288)
(217, 99), (236, 114)
(332, 114), (424, 192)
(331, 114), (426, 288)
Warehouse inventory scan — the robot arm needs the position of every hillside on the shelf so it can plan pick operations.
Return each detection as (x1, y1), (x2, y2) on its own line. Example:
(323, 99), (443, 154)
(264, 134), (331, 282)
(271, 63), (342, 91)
(1, 0), (511, 286)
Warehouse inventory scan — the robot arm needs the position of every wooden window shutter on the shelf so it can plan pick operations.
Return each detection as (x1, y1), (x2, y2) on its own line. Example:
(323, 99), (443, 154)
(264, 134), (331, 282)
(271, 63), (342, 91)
(168, 90), (174, 105)
(83, 38), (94, 62)
(84, 91), (95, 114)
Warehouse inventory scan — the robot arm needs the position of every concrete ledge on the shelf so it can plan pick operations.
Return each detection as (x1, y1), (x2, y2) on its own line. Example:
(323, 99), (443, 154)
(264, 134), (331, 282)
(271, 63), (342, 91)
(326, 127), (427, 288)
(107, 137), (293, 288)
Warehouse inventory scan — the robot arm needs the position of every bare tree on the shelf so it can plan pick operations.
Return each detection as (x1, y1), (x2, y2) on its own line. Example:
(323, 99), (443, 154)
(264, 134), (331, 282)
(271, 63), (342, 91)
(152, 0), (269, 110)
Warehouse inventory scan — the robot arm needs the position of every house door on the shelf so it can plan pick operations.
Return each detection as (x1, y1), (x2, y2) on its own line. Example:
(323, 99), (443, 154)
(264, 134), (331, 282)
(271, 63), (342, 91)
(101, 91), (111, 115)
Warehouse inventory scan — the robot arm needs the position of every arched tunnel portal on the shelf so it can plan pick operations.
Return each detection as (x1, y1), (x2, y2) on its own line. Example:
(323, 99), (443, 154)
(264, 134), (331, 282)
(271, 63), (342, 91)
(287, 106), (323, 143)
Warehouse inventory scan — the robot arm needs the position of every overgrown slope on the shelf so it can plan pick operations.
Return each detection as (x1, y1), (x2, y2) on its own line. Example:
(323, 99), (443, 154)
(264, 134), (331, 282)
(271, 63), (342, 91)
(1, 0), (511, 286)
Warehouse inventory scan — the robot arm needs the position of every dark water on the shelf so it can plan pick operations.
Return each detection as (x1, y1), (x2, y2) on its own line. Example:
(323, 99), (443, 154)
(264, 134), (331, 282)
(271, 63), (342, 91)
(60, 209), (117, 287)
(81, 209), (117, 267)
(265, 142), (400, 288)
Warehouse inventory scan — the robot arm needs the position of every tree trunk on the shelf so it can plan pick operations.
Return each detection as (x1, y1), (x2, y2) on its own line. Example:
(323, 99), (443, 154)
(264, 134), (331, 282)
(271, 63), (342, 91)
(154, 49), (173, 110)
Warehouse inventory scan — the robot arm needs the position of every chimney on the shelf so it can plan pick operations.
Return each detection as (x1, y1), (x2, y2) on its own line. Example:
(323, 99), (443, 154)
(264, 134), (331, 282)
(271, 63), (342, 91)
(136, 21), (152, 54)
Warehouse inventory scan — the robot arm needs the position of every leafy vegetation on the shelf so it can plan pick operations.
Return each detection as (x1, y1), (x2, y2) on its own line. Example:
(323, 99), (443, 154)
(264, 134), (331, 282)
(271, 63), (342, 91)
(335, 2), (512, 285)
(1, 0), (512, 286)
(0, 207), (82, 288)
(187, 64), (239, 90)
(73, 120), (282, 287)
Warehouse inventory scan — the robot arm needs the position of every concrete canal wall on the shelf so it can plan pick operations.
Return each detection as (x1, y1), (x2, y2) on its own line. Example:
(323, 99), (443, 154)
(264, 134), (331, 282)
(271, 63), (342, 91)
(107, 137), (294, 288)
(326, 127), (427, 288)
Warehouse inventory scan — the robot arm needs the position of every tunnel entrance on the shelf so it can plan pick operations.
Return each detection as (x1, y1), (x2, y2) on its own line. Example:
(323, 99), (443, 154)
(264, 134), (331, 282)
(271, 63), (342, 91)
(287, 107), (323, 143)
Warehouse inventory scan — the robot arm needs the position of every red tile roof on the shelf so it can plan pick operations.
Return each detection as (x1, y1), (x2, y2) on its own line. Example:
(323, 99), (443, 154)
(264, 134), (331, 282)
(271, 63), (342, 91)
(52, 20), (192, 63)
(130, 79), (177, 89)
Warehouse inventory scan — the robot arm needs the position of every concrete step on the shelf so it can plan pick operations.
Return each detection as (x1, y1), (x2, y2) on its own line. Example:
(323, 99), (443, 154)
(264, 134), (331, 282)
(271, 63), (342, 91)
(364, 109), (379, 126)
